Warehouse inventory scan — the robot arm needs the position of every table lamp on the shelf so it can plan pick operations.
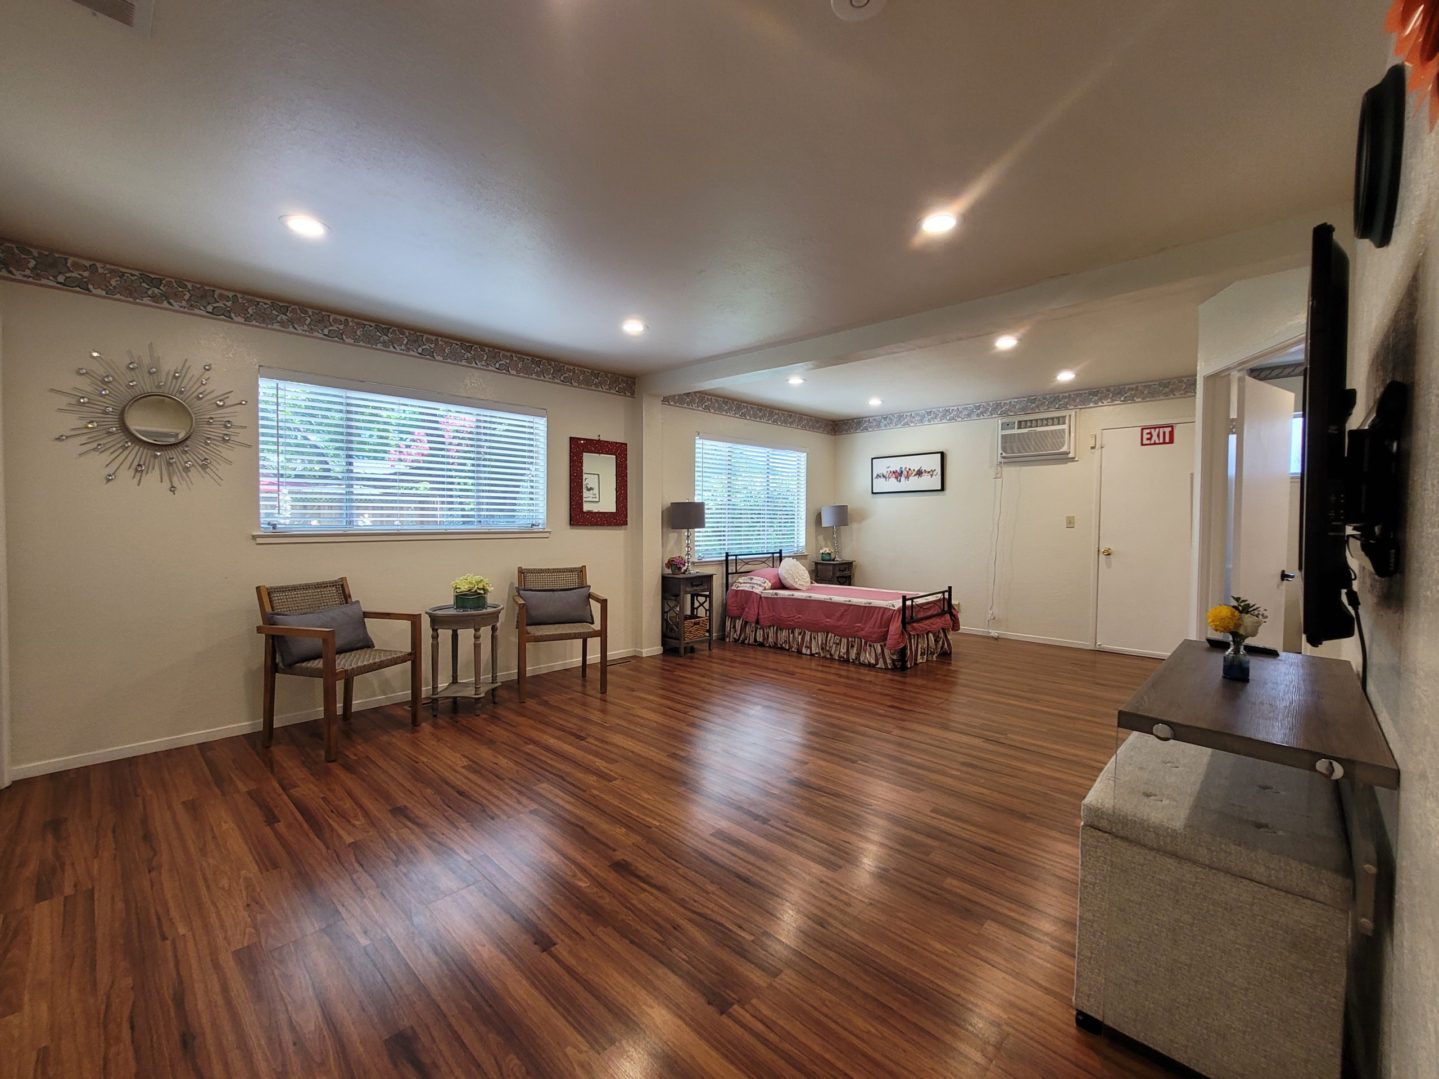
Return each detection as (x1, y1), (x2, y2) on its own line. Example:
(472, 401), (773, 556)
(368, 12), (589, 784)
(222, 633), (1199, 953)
(669, 501), (706, 569)
(820, 504), (849, 557)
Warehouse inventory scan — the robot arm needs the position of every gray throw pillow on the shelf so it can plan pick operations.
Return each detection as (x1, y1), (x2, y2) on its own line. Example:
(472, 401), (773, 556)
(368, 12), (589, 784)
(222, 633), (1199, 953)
(519, 586), (593, 626)
(267, 601), (374, 666)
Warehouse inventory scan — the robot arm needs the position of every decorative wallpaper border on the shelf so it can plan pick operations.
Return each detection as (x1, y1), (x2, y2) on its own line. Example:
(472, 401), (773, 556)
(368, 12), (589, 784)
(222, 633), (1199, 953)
(1252, 361), (1306, 382)
(0, 239), (636, 398)
(832, 376), (1197, 435)
(661, 391), (837, 435)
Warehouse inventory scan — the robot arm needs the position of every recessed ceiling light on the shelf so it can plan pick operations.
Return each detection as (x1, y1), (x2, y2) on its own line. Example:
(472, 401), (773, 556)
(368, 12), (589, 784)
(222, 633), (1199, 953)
(994, 334), (1020, 351)
(1056, 369), (1076, 383)
(282, 214), (328, 239)
(621, 317), (647, 336)
(920, 210), (959, 236)
(89, 350), (101, 358)
(787, 375), (805, 386)
(868, 397), (883, 407)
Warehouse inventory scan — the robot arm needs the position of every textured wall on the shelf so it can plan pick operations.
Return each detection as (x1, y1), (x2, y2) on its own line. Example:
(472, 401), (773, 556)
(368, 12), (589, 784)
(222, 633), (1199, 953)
(1345, 85), (1439, 1075)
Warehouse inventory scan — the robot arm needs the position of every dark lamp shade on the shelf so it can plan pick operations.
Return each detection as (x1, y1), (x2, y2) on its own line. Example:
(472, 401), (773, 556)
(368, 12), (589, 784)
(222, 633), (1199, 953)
(669, 501), (706, 529)
(820, 504), (849, 527)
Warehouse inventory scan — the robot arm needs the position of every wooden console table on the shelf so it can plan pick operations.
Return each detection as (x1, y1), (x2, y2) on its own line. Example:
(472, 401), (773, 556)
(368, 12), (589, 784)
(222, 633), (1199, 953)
(426, 603), (503, 714)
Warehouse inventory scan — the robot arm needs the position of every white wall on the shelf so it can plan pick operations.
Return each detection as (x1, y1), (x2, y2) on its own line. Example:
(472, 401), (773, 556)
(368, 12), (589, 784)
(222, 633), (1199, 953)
(0, 283), (644, 776)
(836, 398), (1195, 648)
(1343, 94), (1439, 1077)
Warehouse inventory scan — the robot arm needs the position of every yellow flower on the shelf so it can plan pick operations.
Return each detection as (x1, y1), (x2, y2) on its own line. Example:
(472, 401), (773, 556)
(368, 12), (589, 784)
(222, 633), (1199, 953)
(1207, 605), (1241, 634)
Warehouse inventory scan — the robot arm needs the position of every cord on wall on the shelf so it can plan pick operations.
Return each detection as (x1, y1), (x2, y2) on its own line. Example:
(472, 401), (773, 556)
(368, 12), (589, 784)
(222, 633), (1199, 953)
(985, 463), (1006, 636)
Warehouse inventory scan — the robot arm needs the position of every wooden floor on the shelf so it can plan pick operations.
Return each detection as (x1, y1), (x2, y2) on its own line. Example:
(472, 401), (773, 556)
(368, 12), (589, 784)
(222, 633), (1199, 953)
(0, 636), (1179, 1078)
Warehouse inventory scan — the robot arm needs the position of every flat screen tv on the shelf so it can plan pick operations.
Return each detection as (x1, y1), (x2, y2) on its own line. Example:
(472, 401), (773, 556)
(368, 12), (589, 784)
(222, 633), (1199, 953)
(1300, 223), (1356, 646)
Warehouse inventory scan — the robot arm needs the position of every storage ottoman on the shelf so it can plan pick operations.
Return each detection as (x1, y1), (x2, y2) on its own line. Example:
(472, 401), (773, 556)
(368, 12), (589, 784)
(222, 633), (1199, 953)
(1074, 734), (1352, 1078)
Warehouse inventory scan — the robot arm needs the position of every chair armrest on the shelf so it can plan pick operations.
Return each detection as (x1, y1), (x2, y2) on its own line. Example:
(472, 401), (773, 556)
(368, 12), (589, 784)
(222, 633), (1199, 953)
(513, 593), (528, 632)
(588, 591), (608, 605)
(257, 624), (337, 640)
(362, 610), (420, 624)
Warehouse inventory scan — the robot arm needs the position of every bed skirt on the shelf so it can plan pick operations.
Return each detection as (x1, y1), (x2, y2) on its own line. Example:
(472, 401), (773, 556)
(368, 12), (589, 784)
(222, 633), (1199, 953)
(724, 617), (952, 670)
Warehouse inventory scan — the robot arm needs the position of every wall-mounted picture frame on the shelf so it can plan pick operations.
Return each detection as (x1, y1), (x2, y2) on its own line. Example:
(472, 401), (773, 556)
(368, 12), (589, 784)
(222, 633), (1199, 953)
(569, 436), (628, 525)
(871, 450), (945, 494)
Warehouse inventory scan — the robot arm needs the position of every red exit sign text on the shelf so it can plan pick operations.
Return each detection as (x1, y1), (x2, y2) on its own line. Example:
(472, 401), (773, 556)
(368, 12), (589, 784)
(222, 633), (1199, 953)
(1140, 424), (1175, 446)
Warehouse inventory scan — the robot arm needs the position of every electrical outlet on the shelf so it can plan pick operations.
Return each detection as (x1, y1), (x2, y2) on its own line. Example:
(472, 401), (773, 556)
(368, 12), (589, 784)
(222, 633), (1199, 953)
(1065, 515), (1076, 529)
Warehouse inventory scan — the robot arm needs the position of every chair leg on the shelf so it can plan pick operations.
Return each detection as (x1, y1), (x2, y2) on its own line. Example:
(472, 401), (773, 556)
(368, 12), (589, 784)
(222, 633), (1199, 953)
(323, 669), (339, 762)
(518, 634), (527, 702)
(599, 626), (608, 695)
(262, 640), (276, 747)
(410, 651), (422, 727)
(581, 638), (588, 680)
(342, 676), (354, 723)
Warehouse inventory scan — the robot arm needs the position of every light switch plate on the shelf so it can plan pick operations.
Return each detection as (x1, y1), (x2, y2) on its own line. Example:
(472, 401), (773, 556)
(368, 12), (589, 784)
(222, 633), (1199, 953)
(1065, 515), (1076, 529)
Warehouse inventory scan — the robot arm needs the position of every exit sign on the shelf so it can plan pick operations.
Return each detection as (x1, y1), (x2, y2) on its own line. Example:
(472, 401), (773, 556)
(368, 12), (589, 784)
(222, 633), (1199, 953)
(1141, 424), (1175, 446)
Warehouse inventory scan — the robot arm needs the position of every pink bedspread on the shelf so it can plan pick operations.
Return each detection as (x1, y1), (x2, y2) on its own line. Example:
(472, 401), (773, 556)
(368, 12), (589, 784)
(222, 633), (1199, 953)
(725, 583), (960, 652)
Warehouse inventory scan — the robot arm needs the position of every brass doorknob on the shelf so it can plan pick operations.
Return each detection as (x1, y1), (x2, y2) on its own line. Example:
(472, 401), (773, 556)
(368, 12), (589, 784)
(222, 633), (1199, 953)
(1100, 546), (1114, 556)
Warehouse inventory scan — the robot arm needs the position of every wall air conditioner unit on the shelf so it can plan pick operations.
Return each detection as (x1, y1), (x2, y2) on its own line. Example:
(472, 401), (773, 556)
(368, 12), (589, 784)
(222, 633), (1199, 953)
(997, 411), (1076, 462)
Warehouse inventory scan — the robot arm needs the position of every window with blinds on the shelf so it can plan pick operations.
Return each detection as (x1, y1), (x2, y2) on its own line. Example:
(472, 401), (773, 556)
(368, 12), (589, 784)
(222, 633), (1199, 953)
(258, 374), (547, 533)
(693, 437), (807, 561)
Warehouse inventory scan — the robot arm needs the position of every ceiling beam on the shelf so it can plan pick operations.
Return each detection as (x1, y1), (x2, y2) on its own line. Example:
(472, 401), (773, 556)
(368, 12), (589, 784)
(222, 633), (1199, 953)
(637, 206), (1339, 398)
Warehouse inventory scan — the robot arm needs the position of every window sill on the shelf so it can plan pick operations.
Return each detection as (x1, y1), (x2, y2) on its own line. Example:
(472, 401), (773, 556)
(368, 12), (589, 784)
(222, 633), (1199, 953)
(693, 552), (807, 565)
(252, 529), (551, 545)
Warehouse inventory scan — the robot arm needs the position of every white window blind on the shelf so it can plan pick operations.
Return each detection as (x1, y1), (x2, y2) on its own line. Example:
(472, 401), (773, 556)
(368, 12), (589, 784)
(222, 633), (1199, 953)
(694, 437), (806, 561)
(258, 375), (547, 533)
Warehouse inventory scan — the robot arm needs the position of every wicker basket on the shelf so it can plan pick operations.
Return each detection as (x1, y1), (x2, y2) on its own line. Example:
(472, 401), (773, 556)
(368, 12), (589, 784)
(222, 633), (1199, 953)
(682, 615), (710, 641)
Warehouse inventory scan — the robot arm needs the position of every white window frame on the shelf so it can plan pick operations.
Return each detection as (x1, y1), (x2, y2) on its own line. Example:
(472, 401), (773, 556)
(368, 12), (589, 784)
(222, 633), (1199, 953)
(693, 435), (808, 563)
(254, 369), (549, 543)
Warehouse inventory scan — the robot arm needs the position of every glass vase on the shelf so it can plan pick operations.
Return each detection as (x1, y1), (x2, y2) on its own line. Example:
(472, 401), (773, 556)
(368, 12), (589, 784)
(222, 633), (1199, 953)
(454, 591), (488, 611)
(1222, 635), (1249, 682)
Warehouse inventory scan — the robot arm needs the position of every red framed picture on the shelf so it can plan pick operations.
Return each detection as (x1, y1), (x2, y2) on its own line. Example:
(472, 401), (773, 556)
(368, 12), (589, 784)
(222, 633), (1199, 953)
(569, 437), (628, 526)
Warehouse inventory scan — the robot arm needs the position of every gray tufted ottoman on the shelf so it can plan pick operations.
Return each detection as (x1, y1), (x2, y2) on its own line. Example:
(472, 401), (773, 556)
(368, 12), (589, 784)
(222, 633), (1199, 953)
(1074, 734), (1352, 1078)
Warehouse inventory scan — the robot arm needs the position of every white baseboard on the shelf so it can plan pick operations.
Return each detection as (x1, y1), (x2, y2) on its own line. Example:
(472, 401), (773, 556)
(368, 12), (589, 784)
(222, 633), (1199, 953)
(1095, 644), (1171, 659)
(10, 647), (645, 781)
(959, 627), (1094, 650)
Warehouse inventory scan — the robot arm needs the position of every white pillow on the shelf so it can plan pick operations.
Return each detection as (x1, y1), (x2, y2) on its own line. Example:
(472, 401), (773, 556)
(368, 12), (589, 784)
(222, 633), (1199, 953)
(777, 557), (812, 591)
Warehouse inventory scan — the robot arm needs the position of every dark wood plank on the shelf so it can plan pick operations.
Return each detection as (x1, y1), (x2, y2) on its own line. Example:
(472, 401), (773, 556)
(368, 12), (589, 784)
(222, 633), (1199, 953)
(1118, 639), (1399, 787)
(0, 636), (1180, 1077)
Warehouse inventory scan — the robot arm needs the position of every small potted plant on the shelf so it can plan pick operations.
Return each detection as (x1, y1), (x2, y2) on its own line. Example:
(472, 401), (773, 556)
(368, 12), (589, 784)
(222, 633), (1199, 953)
(819, 545), (835, 562)
(665, 554), (689, 574)
(1206, 595), (1268, 682)
(451, 573), (492, 610)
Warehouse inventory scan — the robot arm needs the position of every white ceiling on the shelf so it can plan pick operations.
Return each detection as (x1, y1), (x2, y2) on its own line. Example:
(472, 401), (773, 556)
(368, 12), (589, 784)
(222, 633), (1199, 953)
(0, 0), (1386, 385)
(719, 282), (1215, 418)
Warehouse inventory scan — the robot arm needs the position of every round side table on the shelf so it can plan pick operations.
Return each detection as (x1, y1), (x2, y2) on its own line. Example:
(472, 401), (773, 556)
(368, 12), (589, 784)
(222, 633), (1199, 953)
(426, 603), (504, 714)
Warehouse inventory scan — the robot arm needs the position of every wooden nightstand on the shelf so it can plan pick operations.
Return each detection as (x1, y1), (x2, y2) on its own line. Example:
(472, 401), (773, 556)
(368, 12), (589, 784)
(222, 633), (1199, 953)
(812, 559), (855, 586)
(662, 572), (714, 655)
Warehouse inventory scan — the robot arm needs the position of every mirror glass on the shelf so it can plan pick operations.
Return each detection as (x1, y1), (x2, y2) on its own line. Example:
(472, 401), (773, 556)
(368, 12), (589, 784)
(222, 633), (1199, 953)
(122, 393), (194, 446)
(581, 451), (617, 513)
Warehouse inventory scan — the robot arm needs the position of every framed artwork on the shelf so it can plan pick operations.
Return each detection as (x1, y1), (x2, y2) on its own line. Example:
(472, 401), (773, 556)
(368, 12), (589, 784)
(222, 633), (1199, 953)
(569, 437), (628, 526)
(871, 450), (945, 494)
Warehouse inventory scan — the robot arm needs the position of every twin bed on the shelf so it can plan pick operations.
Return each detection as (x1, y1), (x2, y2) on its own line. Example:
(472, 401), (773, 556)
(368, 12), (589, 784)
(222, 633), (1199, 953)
(722, 551), (960, 670)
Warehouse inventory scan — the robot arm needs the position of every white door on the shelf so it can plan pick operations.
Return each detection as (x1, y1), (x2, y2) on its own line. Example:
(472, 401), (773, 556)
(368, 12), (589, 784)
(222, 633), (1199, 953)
(1096, 421), (1195, 657)
(1230, 376), (1295, 651)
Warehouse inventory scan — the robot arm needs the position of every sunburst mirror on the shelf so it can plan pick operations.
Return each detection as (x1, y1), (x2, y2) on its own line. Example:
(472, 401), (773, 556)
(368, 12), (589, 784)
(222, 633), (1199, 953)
(51, 347), (249, 493)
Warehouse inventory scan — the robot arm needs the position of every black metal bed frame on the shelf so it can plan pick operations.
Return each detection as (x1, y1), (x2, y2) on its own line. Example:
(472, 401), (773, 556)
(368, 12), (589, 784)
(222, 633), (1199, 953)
(722, 551), (953, 670)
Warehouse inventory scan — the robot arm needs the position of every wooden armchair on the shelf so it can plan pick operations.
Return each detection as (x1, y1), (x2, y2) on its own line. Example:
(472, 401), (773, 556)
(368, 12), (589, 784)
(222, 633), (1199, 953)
(514, 565), (608, 702)
(256, 577), (422, 761)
